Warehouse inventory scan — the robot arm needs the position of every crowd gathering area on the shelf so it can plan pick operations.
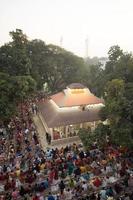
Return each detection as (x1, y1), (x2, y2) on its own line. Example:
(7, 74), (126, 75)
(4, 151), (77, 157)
(0, 99), (133, 200)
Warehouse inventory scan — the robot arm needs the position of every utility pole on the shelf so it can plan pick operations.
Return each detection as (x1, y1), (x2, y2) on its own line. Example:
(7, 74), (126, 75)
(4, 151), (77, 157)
(60, 36), (63, 47)
(85, 37), (89, 58)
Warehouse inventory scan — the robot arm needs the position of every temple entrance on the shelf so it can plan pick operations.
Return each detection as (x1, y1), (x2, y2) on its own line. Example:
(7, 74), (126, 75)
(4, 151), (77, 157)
(67, 124), (80, 137)
(52, 124), (82, 140)
(52, 126), (66, 140)
(51, 121), (99, 140)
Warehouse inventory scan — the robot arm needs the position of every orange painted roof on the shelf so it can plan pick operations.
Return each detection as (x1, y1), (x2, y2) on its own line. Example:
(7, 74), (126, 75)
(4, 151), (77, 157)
(51, 90), (104, 107)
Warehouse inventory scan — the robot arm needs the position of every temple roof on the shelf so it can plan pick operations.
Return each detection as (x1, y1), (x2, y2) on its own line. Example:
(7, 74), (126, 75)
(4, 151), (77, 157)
(51, 85), (104, 107)
(38, 83), (104, 128)
(38, 100), (102, 128)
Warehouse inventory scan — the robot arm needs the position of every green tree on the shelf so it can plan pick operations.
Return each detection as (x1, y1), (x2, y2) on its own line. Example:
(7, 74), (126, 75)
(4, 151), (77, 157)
(26, 39), (48, 89)
(101, 79), (133, 147)
(12, 75), (36, 100)
(0, 73), (17, 121)
(84, 63), (104, 96)
(78, 124), (110, 149)
(42, 44), (86, 92)
(0, 72), (36, 122)
(80, 46), (133, 149)
(78, 128), (95, 149)
(27, 41), (85, 92)
(0, 29), (31, 76)
(108, 45), (123, 62)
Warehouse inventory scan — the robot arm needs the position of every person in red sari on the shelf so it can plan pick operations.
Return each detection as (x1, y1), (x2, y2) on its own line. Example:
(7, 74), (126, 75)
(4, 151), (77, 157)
(48, 168), (55, 184)
(93, 177), (102, 187)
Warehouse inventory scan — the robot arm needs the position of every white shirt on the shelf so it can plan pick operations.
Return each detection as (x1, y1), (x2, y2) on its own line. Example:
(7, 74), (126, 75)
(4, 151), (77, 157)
(100, 189), (106, 200)
(82, 183), (88, 191)
(64, 190), (73, 200)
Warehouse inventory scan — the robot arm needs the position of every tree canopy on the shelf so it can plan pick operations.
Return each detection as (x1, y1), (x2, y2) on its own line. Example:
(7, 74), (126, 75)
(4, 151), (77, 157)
(0, 29), (86, 121)
(79, 45), (133, 149)
(0, 29), (36, 122)
(27, 41), (85, 92)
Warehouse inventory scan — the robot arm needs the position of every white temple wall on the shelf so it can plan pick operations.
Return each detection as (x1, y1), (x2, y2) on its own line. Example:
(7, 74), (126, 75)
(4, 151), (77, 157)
(50, 99), (104, 112)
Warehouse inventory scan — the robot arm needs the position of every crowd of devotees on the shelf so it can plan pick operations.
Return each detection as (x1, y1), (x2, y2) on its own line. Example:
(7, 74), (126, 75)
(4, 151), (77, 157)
(0, 98), (133, 200)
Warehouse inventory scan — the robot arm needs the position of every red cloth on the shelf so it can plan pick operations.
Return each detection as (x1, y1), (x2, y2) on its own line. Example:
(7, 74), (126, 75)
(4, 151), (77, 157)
(93, 177), (102, 187)
(0, 173), (6, 181)
(32, 196), (39, 200)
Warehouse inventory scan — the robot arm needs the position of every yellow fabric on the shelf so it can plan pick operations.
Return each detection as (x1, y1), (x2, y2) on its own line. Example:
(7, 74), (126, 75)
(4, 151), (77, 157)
(16, 169), (20, 176)
(80, 166), (86, 173)
(101, 160), (107, 165)
(40, 163), (45, 170)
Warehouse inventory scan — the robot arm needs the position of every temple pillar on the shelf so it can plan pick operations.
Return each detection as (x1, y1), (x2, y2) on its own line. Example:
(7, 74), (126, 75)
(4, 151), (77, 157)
(65, 126), (69, 138)
(91, 122), (96, 131)
(49, 128), (53, 140)
(80, 123), (83, 128)
(93, 121), (96, 129)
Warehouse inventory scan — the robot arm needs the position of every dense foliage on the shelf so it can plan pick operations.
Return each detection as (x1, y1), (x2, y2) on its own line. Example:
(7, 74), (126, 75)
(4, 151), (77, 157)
(79, 46), (133, 148)
(0, 29), (86, 121)
(27, 41), (85, 92)
(78, 124), (111, 149)
(100, 46), (133, 148)
(0, 29), (36, 122)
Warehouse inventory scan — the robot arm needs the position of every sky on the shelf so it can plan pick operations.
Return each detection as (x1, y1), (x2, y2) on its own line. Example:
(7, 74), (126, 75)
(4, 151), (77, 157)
(0, 0), (133, 58)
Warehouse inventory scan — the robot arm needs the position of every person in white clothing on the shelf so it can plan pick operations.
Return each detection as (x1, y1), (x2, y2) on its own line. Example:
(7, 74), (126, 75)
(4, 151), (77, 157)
(82, 181), (88, 191)
(64, 188), (73, 200)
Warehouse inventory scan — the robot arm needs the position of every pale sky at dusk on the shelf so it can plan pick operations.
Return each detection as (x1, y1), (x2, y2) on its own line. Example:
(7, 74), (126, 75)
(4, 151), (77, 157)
(0, 0), (133, 57)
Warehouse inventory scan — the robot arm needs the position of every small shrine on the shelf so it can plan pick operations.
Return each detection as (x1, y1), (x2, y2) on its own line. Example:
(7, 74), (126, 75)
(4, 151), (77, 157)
(38, 83), (104, 140)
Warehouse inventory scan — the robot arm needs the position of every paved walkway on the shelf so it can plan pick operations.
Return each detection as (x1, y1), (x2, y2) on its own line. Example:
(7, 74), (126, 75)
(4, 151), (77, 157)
(33, 114), (48, 150)
(50, 136), (81, 149)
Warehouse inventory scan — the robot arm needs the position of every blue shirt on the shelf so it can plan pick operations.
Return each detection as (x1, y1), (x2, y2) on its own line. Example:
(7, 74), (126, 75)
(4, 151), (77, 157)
(48, 195), (55, 200)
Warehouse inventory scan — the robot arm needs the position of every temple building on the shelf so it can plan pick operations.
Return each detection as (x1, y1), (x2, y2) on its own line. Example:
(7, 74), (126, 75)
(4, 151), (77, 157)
(38, 83), (104, 140)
